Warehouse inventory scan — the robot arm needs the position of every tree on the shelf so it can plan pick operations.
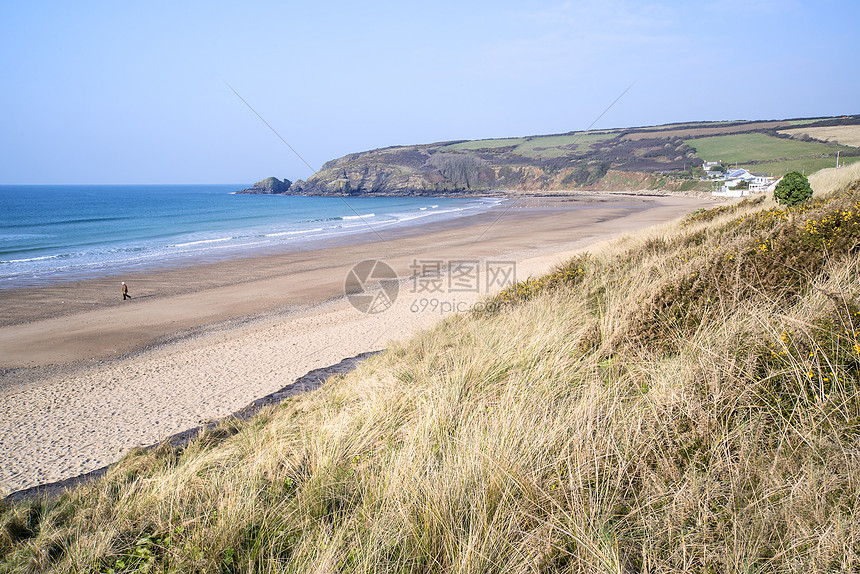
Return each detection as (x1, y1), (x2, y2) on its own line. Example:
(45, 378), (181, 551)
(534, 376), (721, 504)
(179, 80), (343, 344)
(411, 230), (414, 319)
(774, 171), (813, 206)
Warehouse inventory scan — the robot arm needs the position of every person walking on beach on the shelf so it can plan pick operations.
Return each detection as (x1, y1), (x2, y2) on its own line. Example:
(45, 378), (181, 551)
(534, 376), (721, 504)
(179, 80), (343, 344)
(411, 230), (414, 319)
(122, 282), (130, 300)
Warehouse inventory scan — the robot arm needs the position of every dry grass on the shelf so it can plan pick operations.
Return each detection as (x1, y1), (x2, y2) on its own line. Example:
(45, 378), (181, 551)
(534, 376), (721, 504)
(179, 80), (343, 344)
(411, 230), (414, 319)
(780, 126), (860, 148)
(810, 161), (860, 193)
(3, 168), (860, 573)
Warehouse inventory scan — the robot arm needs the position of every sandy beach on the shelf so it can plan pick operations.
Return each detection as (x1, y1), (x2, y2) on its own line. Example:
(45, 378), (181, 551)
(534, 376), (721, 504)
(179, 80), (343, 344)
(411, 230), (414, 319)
(0, 194), (712, 495)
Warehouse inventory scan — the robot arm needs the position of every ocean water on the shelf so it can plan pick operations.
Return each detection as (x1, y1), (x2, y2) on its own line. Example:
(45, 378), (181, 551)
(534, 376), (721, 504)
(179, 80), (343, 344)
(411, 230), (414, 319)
(0, 185), (500, 288)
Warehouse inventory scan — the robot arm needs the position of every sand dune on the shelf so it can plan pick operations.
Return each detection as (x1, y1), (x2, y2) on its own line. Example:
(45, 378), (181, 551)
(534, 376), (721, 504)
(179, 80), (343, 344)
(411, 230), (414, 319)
(0, 194), (712, 495)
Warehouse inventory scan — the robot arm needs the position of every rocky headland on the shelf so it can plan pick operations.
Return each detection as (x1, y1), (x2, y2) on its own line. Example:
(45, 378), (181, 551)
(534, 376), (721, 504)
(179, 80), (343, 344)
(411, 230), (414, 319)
(236, 177), (292, 194)
(239, 116), (859, 197)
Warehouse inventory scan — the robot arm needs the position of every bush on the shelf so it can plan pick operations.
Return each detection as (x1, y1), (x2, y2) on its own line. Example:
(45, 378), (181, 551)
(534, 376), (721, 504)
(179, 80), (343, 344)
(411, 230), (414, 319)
(587, 162), (610, 184)
(774, 171), (813, 206)
(572, 166), (590, 185)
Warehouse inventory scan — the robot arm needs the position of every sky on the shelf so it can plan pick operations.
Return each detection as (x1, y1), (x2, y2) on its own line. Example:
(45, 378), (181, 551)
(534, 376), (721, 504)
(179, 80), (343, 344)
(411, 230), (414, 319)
(1, 0), (858, 184)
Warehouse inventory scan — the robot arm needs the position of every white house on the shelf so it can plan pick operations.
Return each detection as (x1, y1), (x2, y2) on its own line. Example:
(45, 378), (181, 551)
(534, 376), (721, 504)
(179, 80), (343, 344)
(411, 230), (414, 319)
(724, 168), (755, 181)
(702, 160), (723, 179)
(713, 168), (756, 197)
(763, 176), (782, 193)
(749, 173), (776, 193)
(712, 168), (782, 197)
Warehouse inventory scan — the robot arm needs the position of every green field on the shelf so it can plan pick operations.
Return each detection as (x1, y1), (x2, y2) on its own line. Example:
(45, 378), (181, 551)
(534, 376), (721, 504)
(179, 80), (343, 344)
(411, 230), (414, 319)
(745, 155), (860, 177)
(788, 118), (827, 126)
(687, 133), (843, 164)
(633, 120), (738, 131)
(512, 132), (617, 157)
(446, 132), (618, 157)
(446, 137), (527, 151)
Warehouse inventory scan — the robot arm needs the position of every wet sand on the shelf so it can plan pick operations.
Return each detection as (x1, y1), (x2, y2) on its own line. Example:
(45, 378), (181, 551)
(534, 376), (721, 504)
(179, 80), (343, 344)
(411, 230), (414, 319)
(0, 194), (712, 494)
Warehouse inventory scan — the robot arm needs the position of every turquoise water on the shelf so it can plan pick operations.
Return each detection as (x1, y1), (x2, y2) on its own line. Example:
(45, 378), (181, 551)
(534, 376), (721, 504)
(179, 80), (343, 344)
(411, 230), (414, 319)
(0, 185), (499, 287)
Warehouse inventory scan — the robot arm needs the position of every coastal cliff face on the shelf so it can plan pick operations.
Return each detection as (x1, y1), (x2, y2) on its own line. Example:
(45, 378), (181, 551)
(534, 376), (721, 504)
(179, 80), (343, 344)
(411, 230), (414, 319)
(284, 126), (713, 196)
(287, 140), (702, 196)
(291, 150), (501, 195)
(252, 116), (860, 196)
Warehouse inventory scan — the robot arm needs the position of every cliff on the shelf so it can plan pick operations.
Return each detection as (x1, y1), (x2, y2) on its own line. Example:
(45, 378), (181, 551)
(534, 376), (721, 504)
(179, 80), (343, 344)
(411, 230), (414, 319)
(287, 136), (718, 196)
(254, 116), (860, 196)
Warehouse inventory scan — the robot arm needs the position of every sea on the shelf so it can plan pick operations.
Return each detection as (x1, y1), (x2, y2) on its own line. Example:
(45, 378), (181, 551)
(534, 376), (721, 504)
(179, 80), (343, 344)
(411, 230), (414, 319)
(0, 184), (501, 288)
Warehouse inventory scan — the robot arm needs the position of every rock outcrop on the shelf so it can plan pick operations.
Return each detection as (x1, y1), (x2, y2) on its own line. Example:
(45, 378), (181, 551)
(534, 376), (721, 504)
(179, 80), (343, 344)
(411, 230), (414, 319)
(237, 177), (292, 194)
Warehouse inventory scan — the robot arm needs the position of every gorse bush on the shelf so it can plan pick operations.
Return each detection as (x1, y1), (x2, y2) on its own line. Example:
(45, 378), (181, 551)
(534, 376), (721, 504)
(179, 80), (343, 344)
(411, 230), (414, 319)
(3, 168), (860, 573)
(480, 254), (590, 310)
(628, 181), (860, 350)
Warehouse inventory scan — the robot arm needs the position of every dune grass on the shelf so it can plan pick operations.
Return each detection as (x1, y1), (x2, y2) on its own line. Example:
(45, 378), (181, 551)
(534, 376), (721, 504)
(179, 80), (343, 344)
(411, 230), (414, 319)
(3, 166), (860, 573)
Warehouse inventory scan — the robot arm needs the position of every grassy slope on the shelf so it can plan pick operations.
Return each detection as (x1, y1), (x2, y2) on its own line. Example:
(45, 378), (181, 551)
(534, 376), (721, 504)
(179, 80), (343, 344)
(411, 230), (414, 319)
(444, 132), (617, 153)
(4, 166), (860, 572)
(513, 133), (617, 158)
(749, 155), (860, 178)
(686, 133), (848, 164)
(446, 138), (528, 151)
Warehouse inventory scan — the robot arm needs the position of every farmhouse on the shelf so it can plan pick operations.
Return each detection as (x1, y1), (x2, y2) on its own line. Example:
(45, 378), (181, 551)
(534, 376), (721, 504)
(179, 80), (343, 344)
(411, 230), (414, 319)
(712, 168), (780, 197)
(749, 172), (777, 193)
(712, 168), (754, 197)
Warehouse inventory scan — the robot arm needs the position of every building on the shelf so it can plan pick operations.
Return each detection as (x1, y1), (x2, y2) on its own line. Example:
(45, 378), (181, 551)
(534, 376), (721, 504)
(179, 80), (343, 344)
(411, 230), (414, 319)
(713, 168), (756, 197)
(702, 160), (723, 178)
(712, 168), (781, 197)
(749, 173), (776, 193)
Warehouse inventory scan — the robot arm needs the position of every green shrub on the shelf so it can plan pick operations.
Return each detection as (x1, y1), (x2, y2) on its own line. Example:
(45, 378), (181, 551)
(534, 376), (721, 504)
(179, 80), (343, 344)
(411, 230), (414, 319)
(774, 171), (813, 206)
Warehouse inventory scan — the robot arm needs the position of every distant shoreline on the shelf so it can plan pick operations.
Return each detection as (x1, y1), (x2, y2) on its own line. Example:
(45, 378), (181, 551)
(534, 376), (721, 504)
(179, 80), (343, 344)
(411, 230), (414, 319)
(0, 186), (501, 290)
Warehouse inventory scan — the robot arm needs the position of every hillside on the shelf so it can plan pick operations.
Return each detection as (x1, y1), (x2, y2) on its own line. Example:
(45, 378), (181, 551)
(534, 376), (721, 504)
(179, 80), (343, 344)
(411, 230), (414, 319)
(281, 115), (860, 196)
(3, 165), (859, 572)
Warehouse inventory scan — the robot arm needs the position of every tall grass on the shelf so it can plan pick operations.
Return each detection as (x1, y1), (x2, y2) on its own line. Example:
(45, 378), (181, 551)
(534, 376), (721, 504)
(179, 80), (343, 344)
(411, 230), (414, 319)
(3, 168), (860, 573)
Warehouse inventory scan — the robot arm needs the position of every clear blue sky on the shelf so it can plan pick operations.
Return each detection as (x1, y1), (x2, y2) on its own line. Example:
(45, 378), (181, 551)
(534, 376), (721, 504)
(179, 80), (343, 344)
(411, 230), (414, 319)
(1, 0), (857, 184)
